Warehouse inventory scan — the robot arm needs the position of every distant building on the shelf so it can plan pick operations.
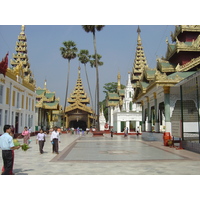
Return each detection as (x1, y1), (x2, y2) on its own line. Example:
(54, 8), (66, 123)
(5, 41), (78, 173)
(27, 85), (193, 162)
(35, 79), (62, 131)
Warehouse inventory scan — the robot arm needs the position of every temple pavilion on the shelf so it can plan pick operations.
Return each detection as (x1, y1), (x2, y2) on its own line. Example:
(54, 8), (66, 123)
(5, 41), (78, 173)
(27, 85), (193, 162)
(132, 25), (200, 140)
(35, 80), (62, 130)
(64, 67), (95, 130)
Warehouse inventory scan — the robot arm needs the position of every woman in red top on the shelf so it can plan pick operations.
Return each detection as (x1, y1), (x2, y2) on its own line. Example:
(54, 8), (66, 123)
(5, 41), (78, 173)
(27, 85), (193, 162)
(22, 126), (30, 144)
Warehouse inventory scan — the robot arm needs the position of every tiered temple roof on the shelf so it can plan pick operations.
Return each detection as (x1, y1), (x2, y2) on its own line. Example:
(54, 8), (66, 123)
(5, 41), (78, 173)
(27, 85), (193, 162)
(10, 25), (35, 85)
(131, 26), (149, 89)
(36, 80), (61, 110)
(65, 67), (93, 114)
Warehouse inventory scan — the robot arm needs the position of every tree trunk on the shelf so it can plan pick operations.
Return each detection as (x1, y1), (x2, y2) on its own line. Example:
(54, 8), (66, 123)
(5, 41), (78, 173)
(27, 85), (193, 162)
(93, 31), (100, 131)
(84, 63), (95, 127)
(63, 59), (70, 128)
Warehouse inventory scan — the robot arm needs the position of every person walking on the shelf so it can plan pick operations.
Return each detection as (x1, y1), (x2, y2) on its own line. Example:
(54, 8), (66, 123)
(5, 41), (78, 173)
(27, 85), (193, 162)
(50, 127), (60, 154)
(124, 127), (126, 137)
(111, 128), (113, 138)
(136, 126), (140, 137)
(22, 126), (30, 145)
(36, 129), (46, 154)
(0, 125), (21, 175)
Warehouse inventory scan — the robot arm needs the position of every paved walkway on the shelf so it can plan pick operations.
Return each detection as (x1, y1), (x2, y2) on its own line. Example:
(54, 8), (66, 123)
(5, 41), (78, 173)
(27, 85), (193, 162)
(1, 132), (200, 175)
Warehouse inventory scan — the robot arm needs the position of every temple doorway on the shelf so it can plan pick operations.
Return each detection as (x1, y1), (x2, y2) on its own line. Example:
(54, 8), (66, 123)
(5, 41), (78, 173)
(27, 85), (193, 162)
(69, 120), (87, 131)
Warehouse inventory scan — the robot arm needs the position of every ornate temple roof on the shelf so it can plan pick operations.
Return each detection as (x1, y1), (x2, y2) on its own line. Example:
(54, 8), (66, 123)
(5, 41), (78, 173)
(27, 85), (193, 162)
(10, 25), (35, 86)
(36, 80), (61, 110)
(131, 26), (149, 89)
(133, 25), (200, 102)
(65, 67), (93, 114)
(5, 25), (36, 92)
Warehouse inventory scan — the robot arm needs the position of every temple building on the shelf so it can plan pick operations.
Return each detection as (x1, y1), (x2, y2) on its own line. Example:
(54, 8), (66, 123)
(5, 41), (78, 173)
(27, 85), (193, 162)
(65, 67), (95, 130)
(0, 25), (36, 134)
(35, 79), (62, 131)
(133, 25), (200, 141)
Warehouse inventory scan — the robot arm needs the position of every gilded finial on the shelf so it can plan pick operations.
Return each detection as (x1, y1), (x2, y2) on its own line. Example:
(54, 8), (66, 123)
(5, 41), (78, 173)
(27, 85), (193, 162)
(78, 66), (81, 78)
(137, 25), (141, 34)
(21, 25), (25, 34)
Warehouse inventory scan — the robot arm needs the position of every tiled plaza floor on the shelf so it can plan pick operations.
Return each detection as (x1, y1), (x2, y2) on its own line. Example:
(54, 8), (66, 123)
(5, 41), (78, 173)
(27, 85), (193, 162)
(1, 132), (200, 175)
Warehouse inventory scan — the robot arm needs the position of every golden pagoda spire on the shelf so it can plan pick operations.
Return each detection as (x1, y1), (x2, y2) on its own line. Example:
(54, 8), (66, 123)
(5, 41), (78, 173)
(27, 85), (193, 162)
(10, 25), (35, 85)
(131, 26), (148, 88)
(67, 66), (90, 105)
(117, 71), (121, 91)
(78, 66), (81, 79)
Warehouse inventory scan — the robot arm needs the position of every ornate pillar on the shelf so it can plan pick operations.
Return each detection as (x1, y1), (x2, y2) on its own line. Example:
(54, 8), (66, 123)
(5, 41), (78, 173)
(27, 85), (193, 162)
(126, 121), (130, 132)
(154, 92), (160, 132)
(141, 101), (145, 132)
(110, 106), (114, 128)
(117, 120), (121, 133)
(163, 86), (171, 134)
(146, 97), (152, 132)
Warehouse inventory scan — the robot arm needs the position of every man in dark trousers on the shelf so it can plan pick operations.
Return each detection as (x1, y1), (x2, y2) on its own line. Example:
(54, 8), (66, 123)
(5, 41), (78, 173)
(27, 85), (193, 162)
(0, 125), (20, 175)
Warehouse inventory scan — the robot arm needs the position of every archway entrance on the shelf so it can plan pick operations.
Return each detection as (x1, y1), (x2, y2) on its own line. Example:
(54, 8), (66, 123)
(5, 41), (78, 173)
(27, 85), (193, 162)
(69, 120), (87, 131)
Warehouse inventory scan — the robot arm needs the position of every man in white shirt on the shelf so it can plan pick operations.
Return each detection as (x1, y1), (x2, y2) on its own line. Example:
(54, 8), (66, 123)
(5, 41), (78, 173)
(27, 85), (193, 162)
(50, 127), (60, 154)
(0, 125), (20, 175)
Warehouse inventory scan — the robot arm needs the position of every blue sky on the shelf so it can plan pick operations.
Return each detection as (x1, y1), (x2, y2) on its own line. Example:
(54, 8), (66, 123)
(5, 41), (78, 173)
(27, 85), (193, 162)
(0, 25), (176, 108)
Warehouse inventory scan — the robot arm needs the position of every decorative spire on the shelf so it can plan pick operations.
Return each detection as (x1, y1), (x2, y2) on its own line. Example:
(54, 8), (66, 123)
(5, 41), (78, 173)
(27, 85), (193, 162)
(67, 66), (90, 105)
(21, 25), (25, 34)
(137, 26), (142, 46)
(10, 25), (35, 85)
(78, 66), (81, 79)
(44, 79), (47, 89)
(117, 71), (121, 91)
(131, 26), (148, 88)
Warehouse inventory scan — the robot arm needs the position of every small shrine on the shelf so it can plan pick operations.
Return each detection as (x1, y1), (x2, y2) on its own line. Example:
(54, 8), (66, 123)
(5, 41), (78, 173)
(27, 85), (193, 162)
(65, 67), (95, 130)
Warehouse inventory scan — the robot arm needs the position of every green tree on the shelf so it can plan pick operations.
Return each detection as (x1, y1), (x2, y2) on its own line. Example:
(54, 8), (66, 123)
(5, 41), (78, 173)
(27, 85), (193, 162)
(82, 25), (105, 131)
(60, 40), (78, 124)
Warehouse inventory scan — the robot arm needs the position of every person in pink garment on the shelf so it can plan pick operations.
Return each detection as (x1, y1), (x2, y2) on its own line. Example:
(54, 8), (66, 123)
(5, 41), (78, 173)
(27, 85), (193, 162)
(22, 126), (30, 145)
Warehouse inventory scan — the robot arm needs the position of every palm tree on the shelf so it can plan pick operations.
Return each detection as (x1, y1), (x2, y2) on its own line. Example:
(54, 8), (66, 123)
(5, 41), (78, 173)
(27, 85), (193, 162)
(60, 40), (78, 127)
(90, 54), (103, 68)
(82, 25), (105, 130)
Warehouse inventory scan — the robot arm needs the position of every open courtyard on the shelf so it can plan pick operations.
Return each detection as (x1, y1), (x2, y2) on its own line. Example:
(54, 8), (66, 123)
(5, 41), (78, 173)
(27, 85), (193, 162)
(1, 132), (200, 175)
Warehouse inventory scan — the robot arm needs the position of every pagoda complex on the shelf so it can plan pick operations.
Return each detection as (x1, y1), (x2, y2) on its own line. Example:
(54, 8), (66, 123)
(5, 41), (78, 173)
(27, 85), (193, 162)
(0, 25), (36, 134)
(65, 67), (95, 130)
(133, 25), (200, 139)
